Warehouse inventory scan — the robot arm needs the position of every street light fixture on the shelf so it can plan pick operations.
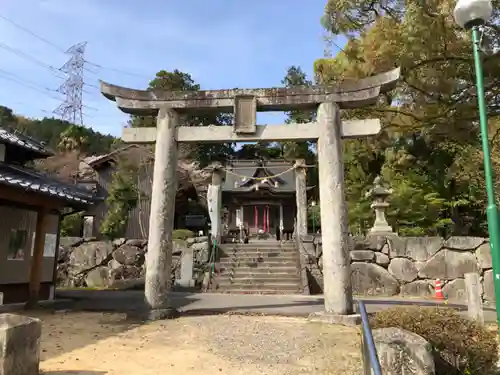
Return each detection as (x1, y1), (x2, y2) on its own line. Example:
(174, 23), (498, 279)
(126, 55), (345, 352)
(454, 0), (492, 28)
(453, 0), (500, 327)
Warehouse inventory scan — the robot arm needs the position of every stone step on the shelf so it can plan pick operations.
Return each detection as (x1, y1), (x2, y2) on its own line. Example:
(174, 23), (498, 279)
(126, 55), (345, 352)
(216, 282), (302, 291)
(213, 290), (303, 295)
(219, 259), (299, 267)
(222, 247), (298, 253)
(220, 248), (298, 254)
(218, 276), (301, 284)
(220, 243), (296, 250)
(220, 254), (299, 261)
(218, 248), (297, 256)
(221, 268), (300, 276)
(219, 268), (299, 275)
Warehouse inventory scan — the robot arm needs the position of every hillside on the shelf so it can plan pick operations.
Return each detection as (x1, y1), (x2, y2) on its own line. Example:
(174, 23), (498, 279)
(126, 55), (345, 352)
(0, 105), (118, 181)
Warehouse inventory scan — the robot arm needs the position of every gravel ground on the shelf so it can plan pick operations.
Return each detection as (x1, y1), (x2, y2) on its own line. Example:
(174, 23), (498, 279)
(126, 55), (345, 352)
(205, 315), (362, 374)
(29, 311), (362, 375)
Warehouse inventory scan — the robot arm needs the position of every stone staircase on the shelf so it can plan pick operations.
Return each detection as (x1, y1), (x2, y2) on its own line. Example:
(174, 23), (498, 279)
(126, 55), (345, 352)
(213, 241), (304, 294)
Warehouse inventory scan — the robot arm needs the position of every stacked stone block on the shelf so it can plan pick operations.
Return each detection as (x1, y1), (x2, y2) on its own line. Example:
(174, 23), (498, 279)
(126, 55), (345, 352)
(305, 235), (494, 302)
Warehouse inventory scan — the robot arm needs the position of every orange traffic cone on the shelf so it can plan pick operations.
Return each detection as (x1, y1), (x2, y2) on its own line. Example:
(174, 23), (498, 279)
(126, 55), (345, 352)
(434, 278), (444, 300)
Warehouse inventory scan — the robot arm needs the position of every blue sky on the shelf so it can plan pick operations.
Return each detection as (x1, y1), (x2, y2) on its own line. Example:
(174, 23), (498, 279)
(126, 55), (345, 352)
(0, 0), (336, 137)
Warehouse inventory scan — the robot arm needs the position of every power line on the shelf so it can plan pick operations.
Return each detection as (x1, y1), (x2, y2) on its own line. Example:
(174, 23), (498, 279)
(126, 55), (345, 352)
(0, 70), (62, 101)
(0, 14), (66, 53)
(84, 61), (150, 79)
(0, 41), (65, 79)
(0, 66), (97, 112)
(0, 41), (100, 91)
(0, 13), (151, 80)
(0, 72), (95, 119)
(0, 67), (62, 95)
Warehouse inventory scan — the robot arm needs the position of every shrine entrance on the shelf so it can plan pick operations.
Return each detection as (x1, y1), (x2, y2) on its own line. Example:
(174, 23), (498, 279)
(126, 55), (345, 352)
(100, 67), (400, 321)
(220, 159), (303, 241)
(245, 204), (278, 235)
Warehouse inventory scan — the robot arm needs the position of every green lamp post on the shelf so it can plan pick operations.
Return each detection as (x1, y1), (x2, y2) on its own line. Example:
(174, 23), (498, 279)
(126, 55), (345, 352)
(453, 0), (500, 325)
(311, 201), (317, 234)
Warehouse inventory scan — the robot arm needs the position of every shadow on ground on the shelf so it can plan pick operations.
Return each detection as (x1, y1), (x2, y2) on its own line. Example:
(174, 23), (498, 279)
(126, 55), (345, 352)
(0, 291), (204, 361)
(56, 289), (324, 318)
(41, 371), (107, 375)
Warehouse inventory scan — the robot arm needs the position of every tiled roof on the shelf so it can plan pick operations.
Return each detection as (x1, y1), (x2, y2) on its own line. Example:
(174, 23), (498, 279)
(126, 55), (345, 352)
(222, 159), (297, 193)
(0, 162), (95, 206)
(0, 128), (54, 157)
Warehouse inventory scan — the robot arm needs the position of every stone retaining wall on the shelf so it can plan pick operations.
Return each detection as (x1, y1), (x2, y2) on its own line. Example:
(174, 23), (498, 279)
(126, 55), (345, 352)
(301, 235), (495, 302)
(57, 236), (209, 289)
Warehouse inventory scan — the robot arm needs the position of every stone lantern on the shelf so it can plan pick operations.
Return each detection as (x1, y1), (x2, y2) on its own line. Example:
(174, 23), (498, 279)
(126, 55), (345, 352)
(365, 176), (394, 234)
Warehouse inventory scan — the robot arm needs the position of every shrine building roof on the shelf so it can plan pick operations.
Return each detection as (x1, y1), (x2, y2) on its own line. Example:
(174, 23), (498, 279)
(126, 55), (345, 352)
(222, 159), (309, 193)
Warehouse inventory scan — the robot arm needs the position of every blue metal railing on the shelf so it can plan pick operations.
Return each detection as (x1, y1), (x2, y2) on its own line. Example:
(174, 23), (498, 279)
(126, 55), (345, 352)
(358, 301), (382, 375)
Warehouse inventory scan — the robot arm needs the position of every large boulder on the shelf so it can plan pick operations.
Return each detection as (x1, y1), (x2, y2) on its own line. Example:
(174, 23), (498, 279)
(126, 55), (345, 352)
(109, 265), (142, 281)
(375, 252), (390, 267)
(418, 250), (479, 280)
(125, 239), (147, 247)
(400, 281), (433, 298)
(112, 244), (145, 266)
(442, 279), (467, 303)
(59, 236), (84, 248)
(351, 235), (387, 251)
(351, 262), (400, 296)
(372, 327), (435, 375)
(388, 258), (418, 283)
(476, 242), (492, 269)
(390, 237), (444, 261)
(85, 267), (110, 288)
(350, 250), (375, 262)
(444, 236), (485, 251)
(69, 241), (114, 272)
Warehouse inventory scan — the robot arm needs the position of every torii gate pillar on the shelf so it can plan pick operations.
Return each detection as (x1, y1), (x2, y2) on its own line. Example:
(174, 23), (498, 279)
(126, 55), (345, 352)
(315, 102), (353, 317)
(144, 108), (179, 319)
(100, 67), (400, 324)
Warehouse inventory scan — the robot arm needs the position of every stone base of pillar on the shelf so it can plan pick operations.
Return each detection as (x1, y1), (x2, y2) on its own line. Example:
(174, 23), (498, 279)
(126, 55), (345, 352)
(308, 311), (361, 326)
(175, 279), (195, 288)
(128, 306), (180, 321)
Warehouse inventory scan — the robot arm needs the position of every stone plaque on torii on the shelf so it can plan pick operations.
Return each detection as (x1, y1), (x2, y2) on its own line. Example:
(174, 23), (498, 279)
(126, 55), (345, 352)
(100, 67), (400, 323)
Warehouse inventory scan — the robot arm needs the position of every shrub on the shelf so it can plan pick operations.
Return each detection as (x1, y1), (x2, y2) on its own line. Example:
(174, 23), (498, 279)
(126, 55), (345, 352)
(172, 229), (195, 240)
(60, 212), (83, 237)
(370, 306), (498, 375)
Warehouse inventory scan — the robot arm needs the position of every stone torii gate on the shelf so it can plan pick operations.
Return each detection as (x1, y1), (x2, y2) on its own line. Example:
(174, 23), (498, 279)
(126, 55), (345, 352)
(100, 68), (400, 322)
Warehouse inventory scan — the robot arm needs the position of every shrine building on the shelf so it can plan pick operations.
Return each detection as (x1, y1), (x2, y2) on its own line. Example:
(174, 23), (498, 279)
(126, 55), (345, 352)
(221, 159), (313, 240)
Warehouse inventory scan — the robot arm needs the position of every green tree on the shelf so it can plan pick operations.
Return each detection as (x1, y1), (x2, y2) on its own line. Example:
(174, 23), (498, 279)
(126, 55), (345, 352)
(100, 158), (139, 239)
(57, 125), (90, 154)
(281, 66), (318, 197)
(313, 1), (500, 236)
(130, 69), (232, 167)
(60, 212), (83, 237)
(0, 105), (16, 128)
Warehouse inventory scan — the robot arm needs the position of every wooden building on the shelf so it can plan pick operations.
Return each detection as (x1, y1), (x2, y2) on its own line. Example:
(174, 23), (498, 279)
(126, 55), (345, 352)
(79, 144), (207, 239)
(222, 159), (312, 239)
(0, 128), (95, 305)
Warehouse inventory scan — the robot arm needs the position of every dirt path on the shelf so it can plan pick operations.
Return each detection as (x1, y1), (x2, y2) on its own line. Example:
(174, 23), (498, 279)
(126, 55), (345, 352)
(28, 311), (362, 375)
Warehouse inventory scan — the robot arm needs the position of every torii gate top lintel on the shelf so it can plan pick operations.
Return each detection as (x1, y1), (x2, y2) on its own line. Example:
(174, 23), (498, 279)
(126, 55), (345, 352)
(100, 68), (400, 116)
